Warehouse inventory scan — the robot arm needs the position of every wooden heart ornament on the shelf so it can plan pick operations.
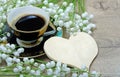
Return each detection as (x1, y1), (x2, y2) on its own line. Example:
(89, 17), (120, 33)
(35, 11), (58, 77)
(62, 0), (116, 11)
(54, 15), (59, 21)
(44, 32), (98, 69)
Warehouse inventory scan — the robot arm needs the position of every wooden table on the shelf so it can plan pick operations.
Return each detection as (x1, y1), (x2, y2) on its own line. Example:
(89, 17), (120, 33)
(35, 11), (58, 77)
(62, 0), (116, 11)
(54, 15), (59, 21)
(86, 0), (120, 77)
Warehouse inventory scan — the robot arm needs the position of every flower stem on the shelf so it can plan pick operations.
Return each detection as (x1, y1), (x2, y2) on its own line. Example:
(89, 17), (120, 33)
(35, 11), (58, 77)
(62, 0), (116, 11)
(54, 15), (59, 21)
(82, 0), (86, 12)
(78, 0), (86, 14)
(35, 59), (47, 64)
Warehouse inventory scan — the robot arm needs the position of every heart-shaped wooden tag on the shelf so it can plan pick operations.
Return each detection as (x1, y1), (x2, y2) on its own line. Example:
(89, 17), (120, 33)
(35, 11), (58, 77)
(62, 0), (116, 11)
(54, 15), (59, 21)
(44, 32), (98, 69)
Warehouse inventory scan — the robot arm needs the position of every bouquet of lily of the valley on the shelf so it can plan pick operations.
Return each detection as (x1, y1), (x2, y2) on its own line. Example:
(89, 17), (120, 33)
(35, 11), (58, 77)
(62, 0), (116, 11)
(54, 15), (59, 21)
(0, 0), (100, 77)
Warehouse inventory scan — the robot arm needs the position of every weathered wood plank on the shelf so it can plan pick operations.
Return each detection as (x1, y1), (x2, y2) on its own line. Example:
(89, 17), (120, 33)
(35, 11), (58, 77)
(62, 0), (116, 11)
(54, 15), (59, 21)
(86, 0), (120, 76)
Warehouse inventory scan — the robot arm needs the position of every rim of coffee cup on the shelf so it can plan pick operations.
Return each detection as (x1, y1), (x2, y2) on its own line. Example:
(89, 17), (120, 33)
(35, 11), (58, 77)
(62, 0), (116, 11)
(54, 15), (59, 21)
(7, 6), (50, 33)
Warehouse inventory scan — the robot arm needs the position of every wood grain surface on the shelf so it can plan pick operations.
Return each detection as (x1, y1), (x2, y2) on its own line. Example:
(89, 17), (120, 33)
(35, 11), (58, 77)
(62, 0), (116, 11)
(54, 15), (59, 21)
(86, 0), (120, 77)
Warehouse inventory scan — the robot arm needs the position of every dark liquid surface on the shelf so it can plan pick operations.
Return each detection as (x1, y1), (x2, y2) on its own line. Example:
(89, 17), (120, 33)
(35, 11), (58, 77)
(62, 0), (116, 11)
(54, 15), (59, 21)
(15, 15), (45, 31)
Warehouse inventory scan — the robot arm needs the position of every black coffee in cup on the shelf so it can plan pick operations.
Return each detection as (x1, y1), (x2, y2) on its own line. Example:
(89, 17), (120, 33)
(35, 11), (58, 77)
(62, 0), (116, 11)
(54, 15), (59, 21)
(15, 15), (45, 31)
(7, 6), (50, 48)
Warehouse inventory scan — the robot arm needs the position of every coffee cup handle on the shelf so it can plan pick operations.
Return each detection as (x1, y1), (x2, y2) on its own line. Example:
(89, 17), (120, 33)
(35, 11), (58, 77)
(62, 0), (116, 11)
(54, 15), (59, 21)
(43, 21), (57, 37)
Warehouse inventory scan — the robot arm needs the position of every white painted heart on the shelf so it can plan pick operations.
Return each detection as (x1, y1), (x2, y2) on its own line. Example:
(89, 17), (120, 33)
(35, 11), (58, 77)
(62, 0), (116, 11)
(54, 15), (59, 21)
(44, 32), (98, 69)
